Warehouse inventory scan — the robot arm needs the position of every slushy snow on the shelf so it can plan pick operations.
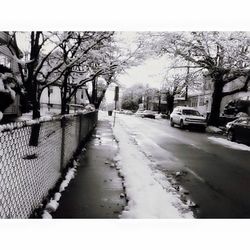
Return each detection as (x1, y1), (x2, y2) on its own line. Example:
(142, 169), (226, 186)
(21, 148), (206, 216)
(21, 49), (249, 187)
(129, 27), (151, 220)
(42, 161), (78, 219)
(100, 112), (192, 218)
(206, 126), (223, 134)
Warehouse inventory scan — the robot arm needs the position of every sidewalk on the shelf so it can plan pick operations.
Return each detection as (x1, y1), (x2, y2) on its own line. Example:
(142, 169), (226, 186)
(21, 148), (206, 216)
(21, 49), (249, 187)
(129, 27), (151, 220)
(53, 119), (126, 218)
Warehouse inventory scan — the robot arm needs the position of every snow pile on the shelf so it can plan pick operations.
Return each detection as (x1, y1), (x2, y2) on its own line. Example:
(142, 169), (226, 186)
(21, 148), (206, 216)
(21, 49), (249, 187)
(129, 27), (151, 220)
(236, 112), (248, 118)
(42, 210), (52, 219)
(16, 112), (33, 121)
(84, 104), (96, 112)
(208, 137), (250, 151)
(206, 126), (223, 134)
(42, 160), (78, 219)
(109, 116), (192, 218)
(45, 199), (59, 212)
(0, 110), (97, 133)
(155, 113), (162, 119)
(59, 165), (77, 192)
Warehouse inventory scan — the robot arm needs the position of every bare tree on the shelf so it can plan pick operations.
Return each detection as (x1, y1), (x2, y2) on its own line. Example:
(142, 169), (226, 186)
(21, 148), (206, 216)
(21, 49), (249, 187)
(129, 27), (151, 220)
(121, 83), (146, 111)
(146, 32), (250, 126)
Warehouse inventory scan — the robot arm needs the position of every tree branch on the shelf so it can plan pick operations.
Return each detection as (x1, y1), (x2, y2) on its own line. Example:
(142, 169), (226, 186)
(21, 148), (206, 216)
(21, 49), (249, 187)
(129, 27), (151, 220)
(222, 75), (250, 97)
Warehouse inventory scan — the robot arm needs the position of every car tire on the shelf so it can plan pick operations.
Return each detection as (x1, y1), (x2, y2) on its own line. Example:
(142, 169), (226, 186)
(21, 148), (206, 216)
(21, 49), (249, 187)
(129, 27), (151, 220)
(227, 130), (235, 142)
(202, 126), (206, 133)
(180, 120), (185, 129)
(170, 119), (174, 127)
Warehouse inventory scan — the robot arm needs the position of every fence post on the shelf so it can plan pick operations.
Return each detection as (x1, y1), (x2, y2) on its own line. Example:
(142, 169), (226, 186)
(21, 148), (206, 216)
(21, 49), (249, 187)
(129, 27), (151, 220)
(60, 117), (66, 172)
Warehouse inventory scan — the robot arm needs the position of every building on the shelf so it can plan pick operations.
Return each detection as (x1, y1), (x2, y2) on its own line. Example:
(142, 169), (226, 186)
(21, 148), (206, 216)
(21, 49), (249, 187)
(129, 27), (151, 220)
(40, 86), (88, 115)
(0, 32), (22, 118)
(174, 75), (250, 116)
(0, 32), (20, 74)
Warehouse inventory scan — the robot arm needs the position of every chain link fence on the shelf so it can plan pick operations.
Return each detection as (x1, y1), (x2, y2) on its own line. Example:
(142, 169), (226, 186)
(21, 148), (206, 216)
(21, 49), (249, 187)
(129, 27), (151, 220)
(0, 111), (98, 218)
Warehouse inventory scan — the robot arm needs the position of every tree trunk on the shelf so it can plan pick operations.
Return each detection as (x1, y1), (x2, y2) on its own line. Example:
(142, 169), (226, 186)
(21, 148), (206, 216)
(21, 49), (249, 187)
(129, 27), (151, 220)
(91, 78), (97, 107)
(61, 72), (70, 114)
(166, 94), (174, 114)
(29, 81), (41, 146)
(158, 95), (161, 114)
(96, 89), (107, 109)
(208, 79), (224, 126)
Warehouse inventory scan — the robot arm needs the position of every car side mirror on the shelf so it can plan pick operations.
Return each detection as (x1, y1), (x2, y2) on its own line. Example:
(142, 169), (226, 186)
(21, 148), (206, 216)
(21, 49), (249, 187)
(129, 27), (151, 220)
(177, 112), (182, 115)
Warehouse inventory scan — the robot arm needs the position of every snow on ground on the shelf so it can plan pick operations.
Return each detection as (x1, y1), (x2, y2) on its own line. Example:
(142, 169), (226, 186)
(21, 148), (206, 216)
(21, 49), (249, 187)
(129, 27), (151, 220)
(99, 112), (192, 218)
(206, 126), (223, 134)
(208, 137), (250, 151)
(42, 160), (78, 219)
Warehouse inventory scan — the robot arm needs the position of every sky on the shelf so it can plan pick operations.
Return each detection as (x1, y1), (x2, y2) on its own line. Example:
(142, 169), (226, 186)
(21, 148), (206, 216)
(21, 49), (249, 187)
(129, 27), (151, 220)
(105, 56), (169, 103)
(117, 56), (168, 89)
(114, 32), (169, 89)
(106, 32), (170, 103)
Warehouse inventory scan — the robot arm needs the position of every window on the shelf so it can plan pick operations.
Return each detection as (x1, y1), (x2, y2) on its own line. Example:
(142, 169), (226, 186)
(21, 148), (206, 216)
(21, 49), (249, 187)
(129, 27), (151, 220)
(0, 55), (11, 68)
(199, 97), (205, 106)
(182, 109), (201, 116)
(190, 97), (198, 107)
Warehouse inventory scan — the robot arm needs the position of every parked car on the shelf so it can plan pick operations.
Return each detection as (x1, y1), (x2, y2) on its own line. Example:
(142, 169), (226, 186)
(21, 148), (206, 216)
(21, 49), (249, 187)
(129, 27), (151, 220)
(122, 110), (133, 115)
(170, 106), (207, 129)
(226, 117), (248, 130)
(223, 99), (250, 116)
(135, 110), (144, 117)
(135, 110), (155, 119)
(227, 117), (250, 145)
(142, 110), (156, 119)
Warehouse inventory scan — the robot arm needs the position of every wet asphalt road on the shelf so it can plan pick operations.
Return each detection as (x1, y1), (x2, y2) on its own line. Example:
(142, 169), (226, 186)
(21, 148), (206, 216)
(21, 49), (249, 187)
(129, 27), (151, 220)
(117, 114), (250, 218)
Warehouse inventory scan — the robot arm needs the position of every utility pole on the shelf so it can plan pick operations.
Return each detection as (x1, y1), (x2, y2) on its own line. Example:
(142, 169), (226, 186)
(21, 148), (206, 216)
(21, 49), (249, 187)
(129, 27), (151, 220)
(113, 86), (119, 127)
(48, 86), (51, 111)
(158, 90), (161, 114)
(185, 50), (191, 102)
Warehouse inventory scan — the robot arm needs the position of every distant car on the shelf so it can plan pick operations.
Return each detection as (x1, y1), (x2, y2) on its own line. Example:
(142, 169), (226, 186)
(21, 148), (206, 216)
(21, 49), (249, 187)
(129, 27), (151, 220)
(135, 110), (144, 117)
(142, 110), (156, 119)
(119, 109), (133, 115)
(123, 110), (133, 115)
(227, 117), (250, 145)
(135, 110), (155, 119)
(170, 106), (207, 129)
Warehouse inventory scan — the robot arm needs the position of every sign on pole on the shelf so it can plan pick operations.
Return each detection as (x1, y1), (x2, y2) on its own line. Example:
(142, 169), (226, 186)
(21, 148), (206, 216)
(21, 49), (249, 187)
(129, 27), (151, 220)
(114, 86), (119, 101)
(113, 86), (119, 127)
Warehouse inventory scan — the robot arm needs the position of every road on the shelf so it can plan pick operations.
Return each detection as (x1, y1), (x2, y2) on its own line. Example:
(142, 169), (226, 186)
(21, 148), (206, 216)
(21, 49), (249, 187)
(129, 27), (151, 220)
(115, 114), (250, 218)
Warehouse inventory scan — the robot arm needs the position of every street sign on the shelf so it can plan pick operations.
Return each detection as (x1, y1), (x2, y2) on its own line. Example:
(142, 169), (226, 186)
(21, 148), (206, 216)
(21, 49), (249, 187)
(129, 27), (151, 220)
(114, 86), (119, 101)
(113, 86), (119, 127)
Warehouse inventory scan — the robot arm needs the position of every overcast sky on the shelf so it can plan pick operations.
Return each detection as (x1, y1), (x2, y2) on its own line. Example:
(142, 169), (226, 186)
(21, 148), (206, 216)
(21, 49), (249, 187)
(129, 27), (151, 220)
(106, 32), (170, 103)
(105, 55), (169, 103)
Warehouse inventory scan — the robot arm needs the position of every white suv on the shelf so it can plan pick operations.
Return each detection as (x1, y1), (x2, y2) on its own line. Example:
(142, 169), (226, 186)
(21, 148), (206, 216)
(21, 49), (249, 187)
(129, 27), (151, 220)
(170, 106), (207, 129)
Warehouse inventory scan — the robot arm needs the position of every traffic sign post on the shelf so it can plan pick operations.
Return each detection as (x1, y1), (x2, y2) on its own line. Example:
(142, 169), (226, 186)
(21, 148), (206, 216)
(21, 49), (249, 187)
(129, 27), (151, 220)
(113, 86), (119, 127)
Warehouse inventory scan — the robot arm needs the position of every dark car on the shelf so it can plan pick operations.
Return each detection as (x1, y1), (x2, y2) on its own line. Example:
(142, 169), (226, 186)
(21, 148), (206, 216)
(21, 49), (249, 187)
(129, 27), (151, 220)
(142, 110), (156, 119)
(223, 99), (250, 116)
(227, 117), (250, 145)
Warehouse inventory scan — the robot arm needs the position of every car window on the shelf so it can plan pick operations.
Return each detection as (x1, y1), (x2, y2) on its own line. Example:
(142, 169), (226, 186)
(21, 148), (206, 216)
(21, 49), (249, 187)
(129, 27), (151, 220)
(182, 109), (201, 116)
